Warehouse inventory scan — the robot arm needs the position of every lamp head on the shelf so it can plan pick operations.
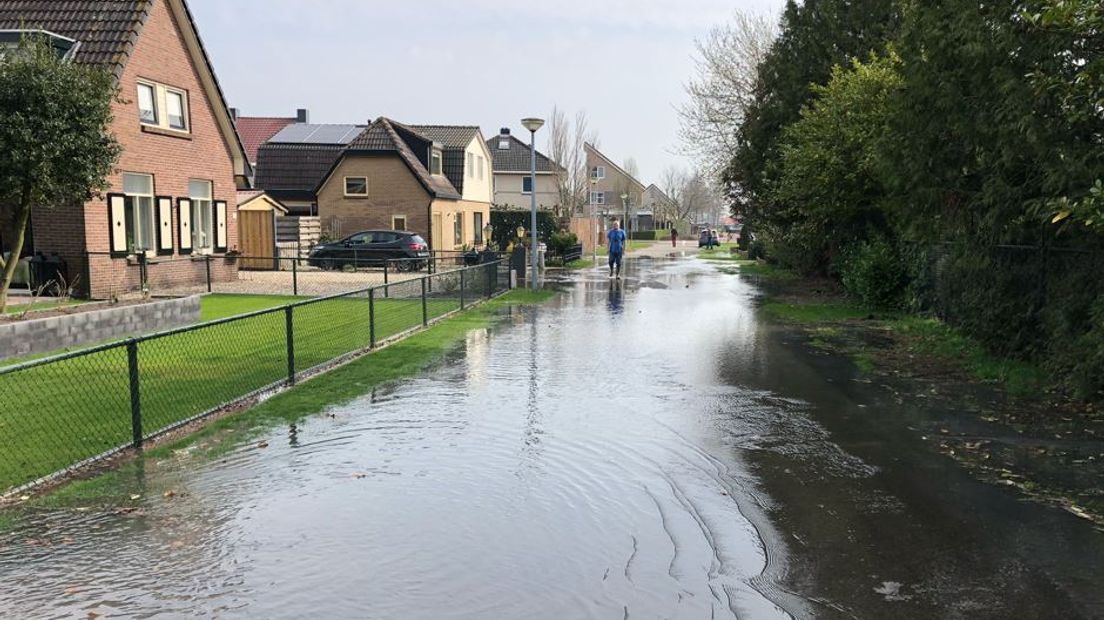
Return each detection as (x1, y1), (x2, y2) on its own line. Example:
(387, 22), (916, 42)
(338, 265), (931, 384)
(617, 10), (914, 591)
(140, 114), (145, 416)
(521, 117), (545, 133)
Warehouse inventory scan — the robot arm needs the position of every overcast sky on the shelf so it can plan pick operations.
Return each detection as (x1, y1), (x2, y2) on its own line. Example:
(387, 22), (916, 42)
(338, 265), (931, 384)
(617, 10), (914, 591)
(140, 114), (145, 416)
(189, 0), (785, 184)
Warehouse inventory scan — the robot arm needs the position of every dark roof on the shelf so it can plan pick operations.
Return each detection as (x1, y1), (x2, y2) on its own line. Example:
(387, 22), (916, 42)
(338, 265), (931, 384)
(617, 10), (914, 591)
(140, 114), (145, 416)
(0, 1), (151, 76)
(254, 142), (345, 201)
(0, 0), (251, 182)
(487, 134), (560, 173)
(235, 116), (296, 162)
(269, 123), (364, 145)
(408, 125), (479, 149)
(338, 118), (461, 200)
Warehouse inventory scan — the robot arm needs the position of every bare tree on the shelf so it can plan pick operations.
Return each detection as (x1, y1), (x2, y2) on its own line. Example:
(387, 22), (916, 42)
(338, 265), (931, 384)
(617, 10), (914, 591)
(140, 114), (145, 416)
(660, 167), (720, 226)
(677, 10), (777, 177)
(547, 106), (598, 218)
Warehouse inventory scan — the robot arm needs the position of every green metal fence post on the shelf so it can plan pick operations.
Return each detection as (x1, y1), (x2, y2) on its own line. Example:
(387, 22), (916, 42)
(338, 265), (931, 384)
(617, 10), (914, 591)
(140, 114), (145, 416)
(460, 269), (466, 310)
(369, 288), (377, 348)
(292, 258), (298, 296)
(285, 306), (296, 385)
(205, 255), (212, 293)
(127, 339), (142, 448)
(422, 276), (429, 326)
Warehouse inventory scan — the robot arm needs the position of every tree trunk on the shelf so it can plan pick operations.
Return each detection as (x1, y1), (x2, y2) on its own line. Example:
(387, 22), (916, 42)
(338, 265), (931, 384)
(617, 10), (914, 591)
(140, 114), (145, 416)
(0, 202), (32, 313)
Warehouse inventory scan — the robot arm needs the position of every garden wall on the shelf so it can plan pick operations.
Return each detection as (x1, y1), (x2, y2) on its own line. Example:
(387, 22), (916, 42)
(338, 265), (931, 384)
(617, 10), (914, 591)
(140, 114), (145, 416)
(0, 296), (201, 362)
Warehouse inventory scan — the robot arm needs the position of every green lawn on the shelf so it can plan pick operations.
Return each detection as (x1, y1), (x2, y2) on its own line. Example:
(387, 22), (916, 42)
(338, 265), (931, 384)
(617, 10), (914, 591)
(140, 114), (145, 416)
(594, 240), (652, 256)
(0, 290), (472, 492)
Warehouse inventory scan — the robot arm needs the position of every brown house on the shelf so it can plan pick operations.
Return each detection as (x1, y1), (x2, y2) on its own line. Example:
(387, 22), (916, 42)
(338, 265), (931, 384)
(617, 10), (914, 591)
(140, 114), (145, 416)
(316, 118), (493, 251)
(0, 0), (250, 299)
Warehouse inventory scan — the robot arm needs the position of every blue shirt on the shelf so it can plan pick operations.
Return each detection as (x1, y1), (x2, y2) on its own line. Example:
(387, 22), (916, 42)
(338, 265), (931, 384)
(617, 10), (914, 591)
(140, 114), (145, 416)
(607, 228), (626, 253)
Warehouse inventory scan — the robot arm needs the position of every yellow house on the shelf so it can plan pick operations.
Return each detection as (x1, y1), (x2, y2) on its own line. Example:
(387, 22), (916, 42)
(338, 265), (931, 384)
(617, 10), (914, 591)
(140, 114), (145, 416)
(315, 118), (492, 251)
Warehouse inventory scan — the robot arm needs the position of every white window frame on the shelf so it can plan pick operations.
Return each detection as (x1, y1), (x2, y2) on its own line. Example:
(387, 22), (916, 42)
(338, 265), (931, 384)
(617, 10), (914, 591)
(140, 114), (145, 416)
(466, 153), (474, 178)
(591, 166), (606, 180)
(344, 176), (368, 197)
(430, 149), (443, 175)
(137, 79), (189, 134)
(136, 82), (158, 125)
(453, 213), (463, 246)
(478, 155), (484, 180)
(165, 87), (188, 131)
(189, 179), (213, 253)
(498, 139), (509, 150)
(392, 215), (408, 231)
(474, 212), (484, 244)
(522, 176), (533, 195)
(591, 191), (605, 205)
(122, 172), (156, 254)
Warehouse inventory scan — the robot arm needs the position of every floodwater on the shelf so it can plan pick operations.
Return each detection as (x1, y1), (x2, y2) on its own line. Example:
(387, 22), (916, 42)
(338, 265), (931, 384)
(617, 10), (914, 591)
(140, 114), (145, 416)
(2, 258), (1102, 619)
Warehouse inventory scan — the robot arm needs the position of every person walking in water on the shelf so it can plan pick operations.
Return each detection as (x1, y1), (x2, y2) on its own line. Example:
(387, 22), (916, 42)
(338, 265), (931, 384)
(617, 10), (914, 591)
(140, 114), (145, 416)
(607, 220), (627, 279)
(671, 227), (679, 248)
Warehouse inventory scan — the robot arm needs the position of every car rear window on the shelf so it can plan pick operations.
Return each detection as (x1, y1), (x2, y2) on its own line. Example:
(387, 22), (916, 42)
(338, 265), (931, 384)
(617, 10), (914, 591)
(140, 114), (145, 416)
(408, 235), (427, 245)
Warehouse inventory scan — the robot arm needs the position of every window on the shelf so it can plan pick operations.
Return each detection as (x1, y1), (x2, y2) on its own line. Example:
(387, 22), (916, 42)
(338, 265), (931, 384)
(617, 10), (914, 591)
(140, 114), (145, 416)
(137, 80), (189, 133)
(137, 83), (157, 124)
(123, 173), (155, 252)
(166, 90), (186, 130)
(522, 176), (533, 194)
(392, 215), (407, 231)
(344, 176), (368, 196)
(454, 214), (463, 246)
(590, 191), (605, 205)
(347, 232), (372, 245)
(474, 212), (484, 244)
(591, 166), (605, 180)
(478, 155), (484, 180)
(430, 149), (443, 175)
(466, 153), (474, 178)
(498, 139), (510, 150)
(188, 179), (213, 251)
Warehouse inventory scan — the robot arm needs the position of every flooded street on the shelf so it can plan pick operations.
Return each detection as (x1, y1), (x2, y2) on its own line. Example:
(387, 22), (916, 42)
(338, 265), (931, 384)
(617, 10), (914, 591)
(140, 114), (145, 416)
(2, 258), (1102, 618)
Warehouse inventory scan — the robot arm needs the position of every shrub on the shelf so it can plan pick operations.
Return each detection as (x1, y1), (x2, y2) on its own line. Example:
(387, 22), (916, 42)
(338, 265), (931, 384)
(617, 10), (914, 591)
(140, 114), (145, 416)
(548, 231), (578, 255)
(839, 236), (908, 309)
(630, 230), (657, 241)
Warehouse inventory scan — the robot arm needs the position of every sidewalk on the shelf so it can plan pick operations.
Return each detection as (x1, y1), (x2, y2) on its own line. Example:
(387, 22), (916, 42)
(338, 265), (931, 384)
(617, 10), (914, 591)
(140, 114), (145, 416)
(629, 240), (699, 259)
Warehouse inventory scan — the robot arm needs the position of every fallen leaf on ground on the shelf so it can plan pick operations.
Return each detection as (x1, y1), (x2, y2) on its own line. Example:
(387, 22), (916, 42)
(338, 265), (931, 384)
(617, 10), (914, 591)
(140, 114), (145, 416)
(162, 490), (176, 499)
(257, 441), (269, 449)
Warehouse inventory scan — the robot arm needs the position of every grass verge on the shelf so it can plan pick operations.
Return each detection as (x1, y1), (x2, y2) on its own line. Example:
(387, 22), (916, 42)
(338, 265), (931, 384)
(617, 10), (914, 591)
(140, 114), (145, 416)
(2, 299), (87, 316)
(0, 290), (474, 492)
(4, 288), (557, 511)
(565, 258), (596, 270)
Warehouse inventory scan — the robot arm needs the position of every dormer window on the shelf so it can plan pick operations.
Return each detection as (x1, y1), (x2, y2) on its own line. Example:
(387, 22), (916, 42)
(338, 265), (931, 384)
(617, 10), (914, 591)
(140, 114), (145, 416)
(430, 149), (443, 175)
(0, 30), (79, 61)
(498, 139), (510, 150)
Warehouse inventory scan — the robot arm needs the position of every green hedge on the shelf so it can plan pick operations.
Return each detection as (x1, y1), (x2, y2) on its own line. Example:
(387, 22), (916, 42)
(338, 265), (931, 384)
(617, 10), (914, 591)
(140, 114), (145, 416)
(490, 210), (557, 250)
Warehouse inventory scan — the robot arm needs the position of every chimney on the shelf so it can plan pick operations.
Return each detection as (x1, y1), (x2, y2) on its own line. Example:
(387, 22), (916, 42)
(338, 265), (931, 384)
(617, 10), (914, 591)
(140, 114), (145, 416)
(500, 127), (510, 136)
(229, 107), (238, 122)
(296, 108), (310, 123)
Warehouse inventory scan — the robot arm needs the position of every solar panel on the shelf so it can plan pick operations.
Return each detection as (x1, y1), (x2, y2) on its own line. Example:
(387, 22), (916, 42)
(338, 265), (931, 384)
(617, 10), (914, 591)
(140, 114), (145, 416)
(268, 123), (365, 145)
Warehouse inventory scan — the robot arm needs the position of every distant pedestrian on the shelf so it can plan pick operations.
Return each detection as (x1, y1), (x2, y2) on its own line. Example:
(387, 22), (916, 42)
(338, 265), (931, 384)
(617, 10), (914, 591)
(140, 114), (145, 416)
(607, 220), (626, 279)
(671, 228), (679, 248)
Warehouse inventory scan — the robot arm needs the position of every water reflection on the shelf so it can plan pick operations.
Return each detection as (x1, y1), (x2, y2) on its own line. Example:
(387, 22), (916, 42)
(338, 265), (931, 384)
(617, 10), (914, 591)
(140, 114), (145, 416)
(0, 259), (798, 619)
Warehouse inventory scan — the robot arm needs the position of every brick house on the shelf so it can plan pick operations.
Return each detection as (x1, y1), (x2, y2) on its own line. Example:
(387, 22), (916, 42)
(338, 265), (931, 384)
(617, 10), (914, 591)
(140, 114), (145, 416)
(0, 0), (250, 299)
(316, 118), (493, 251)
(585, 142), (647, 233)
(253, 123), (365, 216)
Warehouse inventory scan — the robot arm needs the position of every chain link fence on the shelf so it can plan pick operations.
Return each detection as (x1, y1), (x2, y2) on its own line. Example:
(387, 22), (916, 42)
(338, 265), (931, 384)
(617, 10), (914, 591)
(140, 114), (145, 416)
(0, 260), (510, 496)
(83, 251), (500, 299)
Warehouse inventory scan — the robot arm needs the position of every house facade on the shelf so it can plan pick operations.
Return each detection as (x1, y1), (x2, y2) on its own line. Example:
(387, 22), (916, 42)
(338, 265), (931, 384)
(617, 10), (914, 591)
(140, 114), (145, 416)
(315, 119), (492, 251)
(585, 142), (646, 231)
(0, 0), (250, 299)
(487, 127), (560, 211)
(253, 123), (364, 216)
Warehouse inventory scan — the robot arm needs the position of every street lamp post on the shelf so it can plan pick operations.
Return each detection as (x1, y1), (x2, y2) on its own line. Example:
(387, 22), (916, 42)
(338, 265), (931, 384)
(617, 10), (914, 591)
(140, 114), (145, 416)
(521, 117), (544, 291)
(590, 177), (599, 267)
(621, 193), (629, 243)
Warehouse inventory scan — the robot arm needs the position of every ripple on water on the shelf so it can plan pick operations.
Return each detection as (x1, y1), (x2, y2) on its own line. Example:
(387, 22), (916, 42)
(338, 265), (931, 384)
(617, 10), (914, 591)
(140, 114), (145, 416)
(0, 262), (810, 619)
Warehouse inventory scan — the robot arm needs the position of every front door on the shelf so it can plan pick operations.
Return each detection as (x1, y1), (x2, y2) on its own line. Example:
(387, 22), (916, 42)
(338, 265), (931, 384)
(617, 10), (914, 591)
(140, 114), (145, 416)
(432, 213), (443, 250)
